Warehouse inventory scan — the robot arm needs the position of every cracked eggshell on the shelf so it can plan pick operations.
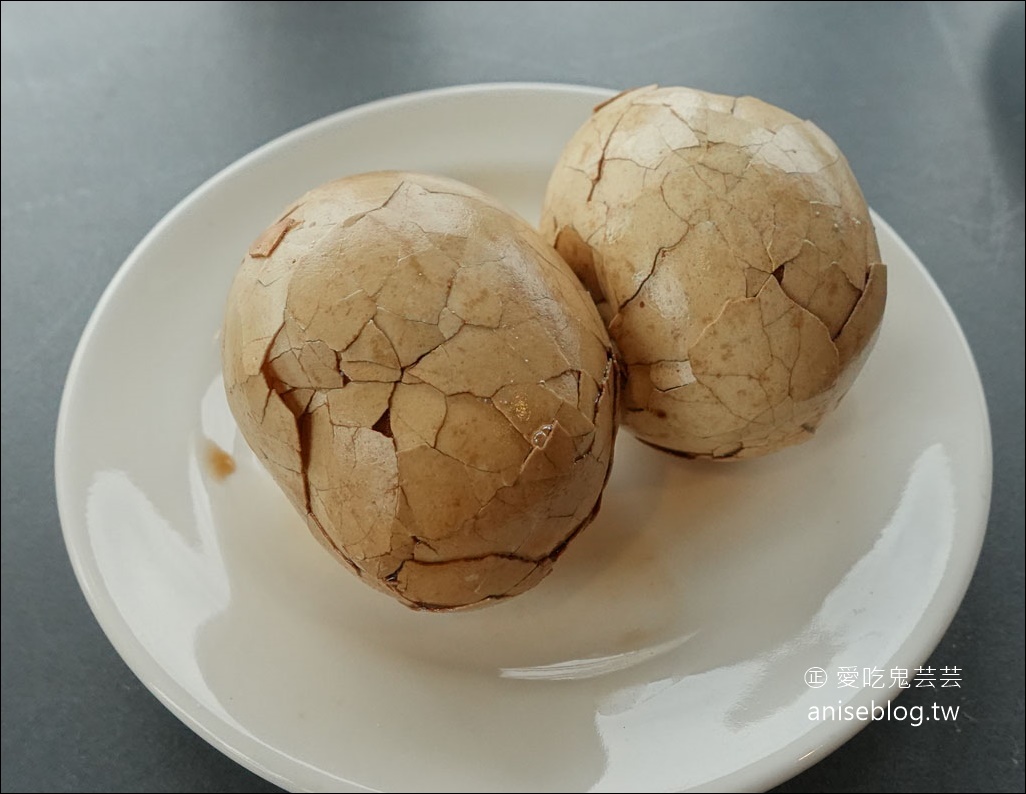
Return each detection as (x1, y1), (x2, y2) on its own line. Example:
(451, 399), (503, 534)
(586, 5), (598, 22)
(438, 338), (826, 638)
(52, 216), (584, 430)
(222, 172), (616, 610)
(542, 85), (887, 459)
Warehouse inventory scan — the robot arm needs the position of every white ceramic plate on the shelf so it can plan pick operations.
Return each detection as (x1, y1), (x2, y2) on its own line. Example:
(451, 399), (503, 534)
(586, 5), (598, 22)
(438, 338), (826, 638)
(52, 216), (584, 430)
(56, 84), (991, 793)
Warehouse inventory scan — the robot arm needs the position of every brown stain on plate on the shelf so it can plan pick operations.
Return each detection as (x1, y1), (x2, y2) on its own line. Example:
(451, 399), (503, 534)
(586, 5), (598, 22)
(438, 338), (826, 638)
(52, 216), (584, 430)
(204, 439), (236, 481)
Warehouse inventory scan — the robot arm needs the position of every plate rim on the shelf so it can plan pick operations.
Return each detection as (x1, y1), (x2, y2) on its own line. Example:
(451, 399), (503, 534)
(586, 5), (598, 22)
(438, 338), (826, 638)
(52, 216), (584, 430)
(54, 81), (993, 793)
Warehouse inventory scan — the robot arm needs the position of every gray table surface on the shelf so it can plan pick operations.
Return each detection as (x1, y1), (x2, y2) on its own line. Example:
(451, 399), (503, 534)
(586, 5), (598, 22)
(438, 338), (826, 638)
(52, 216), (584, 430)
(2, 2), (1023, 792)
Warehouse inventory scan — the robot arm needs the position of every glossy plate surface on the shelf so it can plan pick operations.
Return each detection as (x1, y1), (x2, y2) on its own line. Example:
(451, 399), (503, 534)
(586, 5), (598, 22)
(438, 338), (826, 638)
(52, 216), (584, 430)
(56, 84), (991, 792)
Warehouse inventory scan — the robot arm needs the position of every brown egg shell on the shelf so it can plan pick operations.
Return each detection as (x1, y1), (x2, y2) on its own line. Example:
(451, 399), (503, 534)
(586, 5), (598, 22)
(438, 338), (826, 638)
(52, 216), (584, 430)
(542, 85), (887, 459)
(222, 172), (616, 610)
